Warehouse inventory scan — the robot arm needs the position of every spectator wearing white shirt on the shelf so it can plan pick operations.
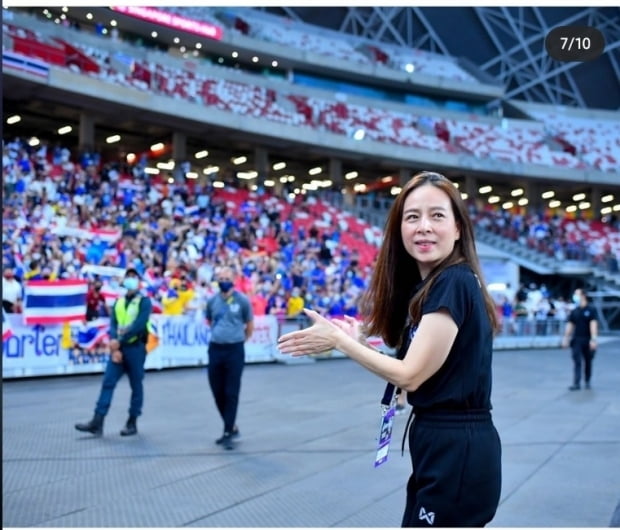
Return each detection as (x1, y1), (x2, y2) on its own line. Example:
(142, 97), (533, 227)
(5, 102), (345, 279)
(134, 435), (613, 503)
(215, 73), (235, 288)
(2, 268), (23, 313)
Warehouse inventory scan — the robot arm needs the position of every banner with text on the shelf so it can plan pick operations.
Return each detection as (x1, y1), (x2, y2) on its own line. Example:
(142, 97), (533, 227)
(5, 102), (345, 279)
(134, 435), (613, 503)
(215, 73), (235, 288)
(2, 314), (280, 378)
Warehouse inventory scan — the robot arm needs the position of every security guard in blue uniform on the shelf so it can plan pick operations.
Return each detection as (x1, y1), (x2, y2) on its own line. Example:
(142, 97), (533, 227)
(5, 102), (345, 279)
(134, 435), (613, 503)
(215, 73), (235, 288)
(75, 268), (153, 436)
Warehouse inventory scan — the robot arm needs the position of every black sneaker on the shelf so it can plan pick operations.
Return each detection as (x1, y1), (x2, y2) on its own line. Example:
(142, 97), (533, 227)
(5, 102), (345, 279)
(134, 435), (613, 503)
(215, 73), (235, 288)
(568, 384), (581, 391)
(215, 428), (240, 446)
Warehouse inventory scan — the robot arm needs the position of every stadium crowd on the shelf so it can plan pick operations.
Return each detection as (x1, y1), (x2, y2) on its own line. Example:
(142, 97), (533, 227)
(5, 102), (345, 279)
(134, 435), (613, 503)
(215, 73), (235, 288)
(2, 136), (618, 336)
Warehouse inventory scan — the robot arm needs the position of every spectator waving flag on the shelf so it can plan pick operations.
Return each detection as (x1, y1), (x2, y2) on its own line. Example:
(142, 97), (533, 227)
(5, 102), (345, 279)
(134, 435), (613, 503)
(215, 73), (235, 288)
(76, 318), (110, 350)
(2, 309), (13, 341)
(23, 279), (89, 325)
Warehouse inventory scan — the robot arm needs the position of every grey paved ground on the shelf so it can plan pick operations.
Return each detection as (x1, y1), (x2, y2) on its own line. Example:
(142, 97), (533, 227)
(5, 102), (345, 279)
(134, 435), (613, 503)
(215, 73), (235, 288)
(3, 338), (620, 528)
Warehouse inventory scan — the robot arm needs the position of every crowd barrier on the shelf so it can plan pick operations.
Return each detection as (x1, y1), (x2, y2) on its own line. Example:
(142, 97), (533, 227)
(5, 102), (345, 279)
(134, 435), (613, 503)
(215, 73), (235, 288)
(2, 313), (301, 379)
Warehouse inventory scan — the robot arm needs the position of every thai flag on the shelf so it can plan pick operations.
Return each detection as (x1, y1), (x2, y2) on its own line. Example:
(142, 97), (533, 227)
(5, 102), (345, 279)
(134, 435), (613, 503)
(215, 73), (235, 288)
(89, 228), (122, 243)
(76, 318), (110, 350)
(2, 309), (13, 341)
(2, 51), (50, 79)
(23, 279), (89, 325)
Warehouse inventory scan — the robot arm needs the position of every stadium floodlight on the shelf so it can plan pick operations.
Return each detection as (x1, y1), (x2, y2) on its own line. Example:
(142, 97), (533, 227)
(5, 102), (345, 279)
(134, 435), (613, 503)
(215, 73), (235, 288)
(353, 128), (365, 140)
(264, 180), (275, 187)
(510, 188), (524, 197)
(601, 194), (614, 203)
(150, 142), (165, 152)
(195, 43), (202, 49)
(272, 60), (278, 67)
(232, 51), (239, 58)
(308, 167), (322, 175)
(58, 125), (72, 135)
(488, 195), (500, 204)
(345, 171), (358, 180)
(86, 12), (93, 20)
(566, 205), (578, 213)
(601, 207), (612, 215)
(405, 63), (415, 73)
(212, 181), (225, 189)
(151, 31), (158, 38)
(479, 185), (492, 194)
(28, 137), (40, 147)
(578, 202), (591, 210)
(174, 37), (180, 44)
(541, 191), (555, 199)
(613, 205), (620, 212)
(195, 150), (208, 159)
(502, 201), (514, 209)
(7, 115), (21, 124)
(232, 155), (247, 165)
(186, 172), (198, 179)
(110, 20), (117, 26)
(272, 162), (286, 170)
(144, 167), (159, 175)
(518, 198), (529, 206)
(156, 161), (175, 170)
(391, 186), (402, 196)
(461, 193), (468, 200)
(381, 176), (393, 183)
(106, 134), (121, 144)
(203, 165), (219, 175)
(252, 56), (259, 63)
(549, 200), (561, 208)
(354, 183), (367, 193)
(572, 193), (586, 201)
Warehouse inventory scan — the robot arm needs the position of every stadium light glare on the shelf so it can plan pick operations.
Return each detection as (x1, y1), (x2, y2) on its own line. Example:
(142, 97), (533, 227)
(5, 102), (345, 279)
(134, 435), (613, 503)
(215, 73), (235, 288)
(549, 200), (561, 208)
(345, 171), (358, 180)
(186, 172), (198, 179)
(601, 194), (614, 203)
(61, 6), (68, 12)
(110, 20), (117, 26)
(308, 167), (322, 175)
(167, 177), (174, 184)
(502, 202), (514, 209)
(126, 153), (136, 163)
(237, 171), (257, 180)
(195, 150), (208, 159)
(174, 37), (180, 44)
(195, 42), (202, 49)
(405, 63), (415, 73)
(58, 126), (72, 135)
(566, 205), (578, 213)
(106, 134), (121, 144)
(28, 137), (40, 147)
(510, 188), (524, 197)
(613, 204), (620, 212)
(203, 165), (219, 175)
(7, 115), (21, 124)
(279, 176), (288, 183)
(212, 181), (225, 189)
(353, 128), (365, 140)
(518, 198), (529, 206)
(232, 156), (247, 165)
(272, 60), (278, 67)
(150, 142), (165, 152)
(488, 195), (500, 204)
(272, 162), (286, 170)
(287, 176), (295, 182)
(252, 56), (259, 63)
(353, 183), (367, 193)
(578, 202), (591, 210)
(479, 185), (492, 194)
(232, 51), (238, 58)
(381, 176), (393, 183)
(86, 12), (93, 20)
(461, 193), (468, 200)
(156, 161), (175, 170)
(541, 191), (555, 199)
(151, 31), (158, 38)
(572, 193), (586, 201)
(144, 167), (159, 175)
(601, 207), (612, 215)
(391, 186), (402, 196)
(180, 46), (186, 53)
(264, 180), (275, 187)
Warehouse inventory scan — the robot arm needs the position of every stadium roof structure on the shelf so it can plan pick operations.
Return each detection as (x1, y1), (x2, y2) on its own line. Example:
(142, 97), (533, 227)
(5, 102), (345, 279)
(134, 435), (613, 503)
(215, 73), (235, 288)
(256, 6), (620, 111)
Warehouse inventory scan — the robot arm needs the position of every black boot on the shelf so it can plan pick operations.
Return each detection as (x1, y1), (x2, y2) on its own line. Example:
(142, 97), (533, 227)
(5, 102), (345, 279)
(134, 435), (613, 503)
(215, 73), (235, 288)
(120, 416), (138, 436)
(75, 413), (104, 436)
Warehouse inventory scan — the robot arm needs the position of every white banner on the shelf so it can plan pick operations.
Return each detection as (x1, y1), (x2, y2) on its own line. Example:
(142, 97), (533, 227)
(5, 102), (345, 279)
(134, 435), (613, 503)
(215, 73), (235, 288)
(2, 314), (280, 378)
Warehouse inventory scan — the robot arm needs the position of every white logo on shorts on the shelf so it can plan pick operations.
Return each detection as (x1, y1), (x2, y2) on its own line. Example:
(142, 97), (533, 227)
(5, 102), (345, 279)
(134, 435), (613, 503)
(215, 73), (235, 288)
(419, 507), (435, 525)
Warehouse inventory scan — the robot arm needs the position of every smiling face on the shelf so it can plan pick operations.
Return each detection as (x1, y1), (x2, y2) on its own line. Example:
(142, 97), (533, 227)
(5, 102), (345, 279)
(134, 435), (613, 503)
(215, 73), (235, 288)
(400, 183), (461, 279)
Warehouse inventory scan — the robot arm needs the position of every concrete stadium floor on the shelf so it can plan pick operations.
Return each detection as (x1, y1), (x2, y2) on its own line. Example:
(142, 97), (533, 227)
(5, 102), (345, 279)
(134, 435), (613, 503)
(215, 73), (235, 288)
(3, 338), (620, 528)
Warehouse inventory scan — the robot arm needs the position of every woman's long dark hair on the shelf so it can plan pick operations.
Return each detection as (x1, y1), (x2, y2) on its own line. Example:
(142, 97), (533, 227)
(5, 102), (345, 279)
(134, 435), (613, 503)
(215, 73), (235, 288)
(359, 171), (499, 347)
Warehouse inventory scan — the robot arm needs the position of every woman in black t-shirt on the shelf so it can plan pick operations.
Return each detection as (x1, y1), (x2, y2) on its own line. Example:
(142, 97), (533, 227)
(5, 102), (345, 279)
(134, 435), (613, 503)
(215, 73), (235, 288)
(278, 171), (502, 527)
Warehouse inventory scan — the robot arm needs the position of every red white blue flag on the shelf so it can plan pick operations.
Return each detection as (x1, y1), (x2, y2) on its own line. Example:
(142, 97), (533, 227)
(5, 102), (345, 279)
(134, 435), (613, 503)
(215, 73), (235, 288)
(2, 309), (13, 341)
(23, 279), (89, 325)
(76, 318), (110, 350)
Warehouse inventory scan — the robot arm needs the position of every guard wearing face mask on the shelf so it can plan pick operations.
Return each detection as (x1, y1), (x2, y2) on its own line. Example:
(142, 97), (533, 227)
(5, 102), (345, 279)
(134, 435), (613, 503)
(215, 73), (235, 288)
(205, 266), (254, 450)
(75, 268), (153, 437)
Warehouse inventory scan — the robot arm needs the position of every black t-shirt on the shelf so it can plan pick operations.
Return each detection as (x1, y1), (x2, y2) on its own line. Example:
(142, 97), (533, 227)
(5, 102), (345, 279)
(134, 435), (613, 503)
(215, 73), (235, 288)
(567, 305), (597, 340)
(406, 263), (494, 412)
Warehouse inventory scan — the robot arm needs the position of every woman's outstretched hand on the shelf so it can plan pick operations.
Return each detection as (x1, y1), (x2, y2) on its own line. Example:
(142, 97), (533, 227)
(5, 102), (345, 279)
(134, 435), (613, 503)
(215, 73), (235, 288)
(277, 308), (343, 357)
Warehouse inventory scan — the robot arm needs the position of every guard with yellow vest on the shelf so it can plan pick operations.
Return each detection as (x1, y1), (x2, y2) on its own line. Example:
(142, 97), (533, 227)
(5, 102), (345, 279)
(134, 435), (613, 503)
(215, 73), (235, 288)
(75, 268), (153, 437)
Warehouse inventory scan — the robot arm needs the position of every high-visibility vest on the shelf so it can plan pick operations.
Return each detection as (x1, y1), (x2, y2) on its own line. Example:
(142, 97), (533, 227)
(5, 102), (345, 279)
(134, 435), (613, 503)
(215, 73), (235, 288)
(114, 296), (155, 344)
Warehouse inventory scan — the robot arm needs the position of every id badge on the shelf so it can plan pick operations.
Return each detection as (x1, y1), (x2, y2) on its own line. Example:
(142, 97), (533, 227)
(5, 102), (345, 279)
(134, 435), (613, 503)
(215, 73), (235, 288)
(374, 405), (395, 467)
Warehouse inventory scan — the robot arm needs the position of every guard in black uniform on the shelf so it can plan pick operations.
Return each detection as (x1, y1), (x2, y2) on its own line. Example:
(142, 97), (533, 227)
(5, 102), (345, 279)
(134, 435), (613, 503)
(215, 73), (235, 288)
(562, 288), (599, 390)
